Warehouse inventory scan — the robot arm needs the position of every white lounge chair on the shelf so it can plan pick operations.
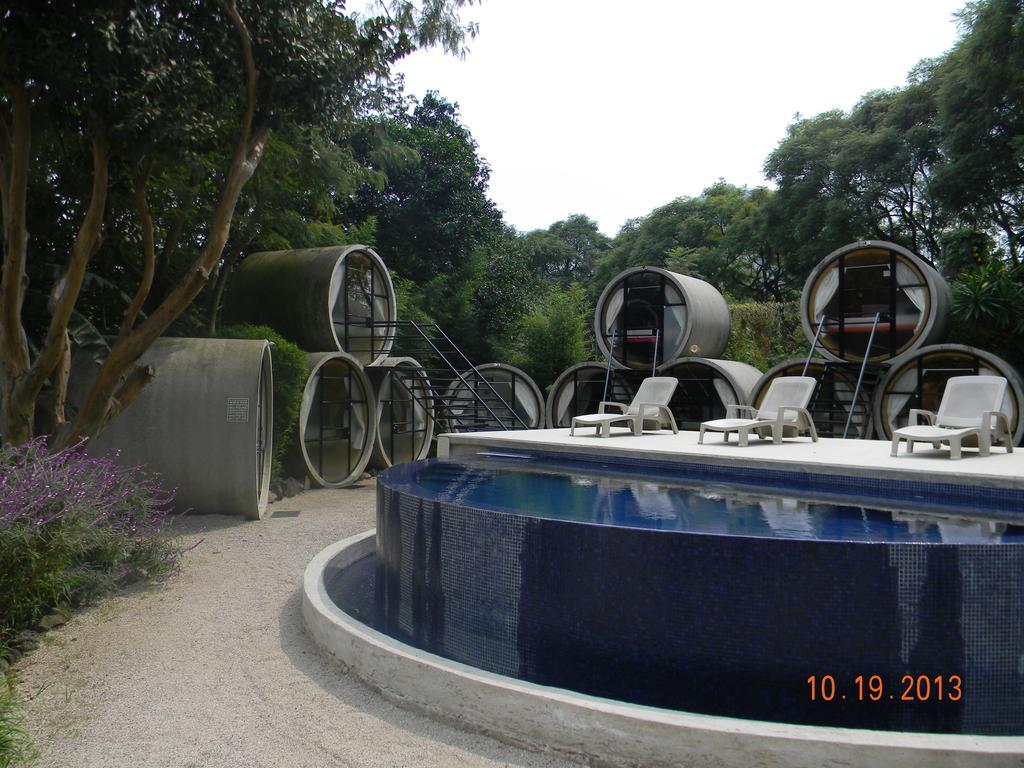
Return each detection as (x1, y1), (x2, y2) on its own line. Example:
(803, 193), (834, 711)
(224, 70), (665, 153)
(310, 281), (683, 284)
(570, 376), (679, 438)
(890, 375), (1014, 460)
(698, 376), (818, 446)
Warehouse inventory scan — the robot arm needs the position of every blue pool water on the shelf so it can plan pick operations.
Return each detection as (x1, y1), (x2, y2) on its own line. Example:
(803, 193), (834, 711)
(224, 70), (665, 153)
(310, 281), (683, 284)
(328, 454), (1024, 735)
(396, 457), (1024, 543)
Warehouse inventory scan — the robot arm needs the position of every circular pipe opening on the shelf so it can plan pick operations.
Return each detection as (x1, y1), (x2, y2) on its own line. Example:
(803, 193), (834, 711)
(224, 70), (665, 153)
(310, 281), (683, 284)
(594, 267), (730, 369)
(366, 357), (435, 468)
(293, 351), (377, 487)
(750, 358), (874, 439)
(872, 343), (1024, 444)
(800, 241), (951, 366)
(656, 358), (763, 431)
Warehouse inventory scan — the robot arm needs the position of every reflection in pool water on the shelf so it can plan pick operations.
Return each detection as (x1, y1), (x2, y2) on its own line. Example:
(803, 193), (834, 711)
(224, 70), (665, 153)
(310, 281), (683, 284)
(396, 458), (1023, 544)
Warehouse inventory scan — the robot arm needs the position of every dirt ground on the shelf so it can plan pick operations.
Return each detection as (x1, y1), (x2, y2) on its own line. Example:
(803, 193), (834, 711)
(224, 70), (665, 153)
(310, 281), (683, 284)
(14, 482), (575, 768)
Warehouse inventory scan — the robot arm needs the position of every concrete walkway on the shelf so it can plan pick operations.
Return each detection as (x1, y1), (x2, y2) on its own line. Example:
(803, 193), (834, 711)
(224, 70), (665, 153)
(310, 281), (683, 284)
(14, 482), (574, 768)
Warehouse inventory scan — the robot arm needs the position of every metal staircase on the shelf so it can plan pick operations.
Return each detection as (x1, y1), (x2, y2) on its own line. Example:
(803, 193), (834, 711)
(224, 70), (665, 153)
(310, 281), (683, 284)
(366, 320), (529, 433)
(802, 313), (882, 438)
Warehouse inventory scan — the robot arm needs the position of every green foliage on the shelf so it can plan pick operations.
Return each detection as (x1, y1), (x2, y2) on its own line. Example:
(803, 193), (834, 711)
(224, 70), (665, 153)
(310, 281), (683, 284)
(216, 325), (306, 479)
(0, 439), (179, 651)
(0, 680), (31, 768)
(933, 0), (1024, 260)
(520, 214), (611, 286)
(949, 262), (1024, 371)
(722, 302), (807, 371)
(591, 183), (794, 303)
(511, 285), (592, 392)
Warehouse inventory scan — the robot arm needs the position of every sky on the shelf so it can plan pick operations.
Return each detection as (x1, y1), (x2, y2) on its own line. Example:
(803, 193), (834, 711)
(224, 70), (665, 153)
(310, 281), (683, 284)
(395, 0), (968, 236)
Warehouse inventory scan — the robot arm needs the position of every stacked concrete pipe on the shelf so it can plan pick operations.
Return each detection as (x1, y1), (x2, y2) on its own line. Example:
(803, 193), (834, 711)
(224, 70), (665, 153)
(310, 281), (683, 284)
(594, 266), (731, 369)
(444, 363), (545, 431)
(748, 358), (875, 440)
(871, 343), (1024, 444)
(365, 357), (435, 469)
(800, 240), (952, 367)
(656, 357), (764, 431)
(286, 351), (377, 488)
(224, 245), (397, 365)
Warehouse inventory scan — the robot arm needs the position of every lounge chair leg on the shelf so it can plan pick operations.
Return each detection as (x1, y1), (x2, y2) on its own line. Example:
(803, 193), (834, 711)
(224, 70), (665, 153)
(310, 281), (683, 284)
(907, 440), (914, 454)
(890, 435), (900, 457)
(698, 427), (705, 444)
(949, 439), (961, 460)
(738, 429), (749, 447)
(601, 422), (611, 438)
(772, 427), (782, 445)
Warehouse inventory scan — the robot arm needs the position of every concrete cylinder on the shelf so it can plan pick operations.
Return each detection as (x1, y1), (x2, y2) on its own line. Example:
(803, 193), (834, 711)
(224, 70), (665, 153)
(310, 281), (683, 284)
(224, 245), (397, 364)
(365, 357), (435, 469)
(544, 362), (640, 428)
(594, 266), (731, 369)
(655, 358), (764, 431)
(800, 240), (952, 366)
(444, 363), (546, 431)
(87, 338), (273, 519)
(871, 344), (1024, 444)
(287, 352), (377, 488)
(749, 358), (874, 439)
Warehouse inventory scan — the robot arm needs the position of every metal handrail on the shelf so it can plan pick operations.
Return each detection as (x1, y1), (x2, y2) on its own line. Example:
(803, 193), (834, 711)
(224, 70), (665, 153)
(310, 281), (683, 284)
(803, 315), (827, 376)
(843, 312), (880, 439)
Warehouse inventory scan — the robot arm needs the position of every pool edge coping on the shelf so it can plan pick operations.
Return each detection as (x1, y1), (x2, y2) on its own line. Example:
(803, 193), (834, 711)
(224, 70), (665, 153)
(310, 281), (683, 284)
(302, 531), (1024, 768)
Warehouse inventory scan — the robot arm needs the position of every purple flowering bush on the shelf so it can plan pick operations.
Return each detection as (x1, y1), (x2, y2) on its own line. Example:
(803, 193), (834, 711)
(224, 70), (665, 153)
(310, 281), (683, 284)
(0, 438), (180, 650)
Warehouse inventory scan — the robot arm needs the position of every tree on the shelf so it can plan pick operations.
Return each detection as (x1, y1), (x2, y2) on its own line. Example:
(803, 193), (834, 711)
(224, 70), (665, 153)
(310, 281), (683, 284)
(590, 183), (795, 302)
(0, 0), (475, 446)
(341, 90), (507, 357)
(520, 214), (610, 286)
(933, 0), (1024, 263)
(511, 284), (591, 392)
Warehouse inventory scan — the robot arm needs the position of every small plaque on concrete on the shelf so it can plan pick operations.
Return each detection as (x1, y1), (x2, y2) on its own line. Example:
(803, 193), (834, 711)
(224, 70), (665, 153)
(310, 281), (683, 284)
(226, 397), (250, 423)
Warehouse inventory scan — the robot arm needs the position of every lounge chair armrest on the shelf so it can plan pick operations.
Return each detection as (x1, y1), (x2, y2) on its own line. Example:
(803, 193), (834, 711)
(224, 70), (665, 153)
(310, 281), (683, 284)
(726, 404), (758, 418)
(598, 401), (628, 414)
(909, 409), (936, 426)
(983, 410), (1012, 436)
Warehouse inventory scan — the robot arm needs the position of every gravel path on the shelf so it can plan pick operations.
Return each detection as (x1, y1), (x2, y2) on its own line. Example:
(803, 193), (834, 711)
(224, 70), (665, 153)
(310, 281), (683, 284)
(14, 482), (576, 768)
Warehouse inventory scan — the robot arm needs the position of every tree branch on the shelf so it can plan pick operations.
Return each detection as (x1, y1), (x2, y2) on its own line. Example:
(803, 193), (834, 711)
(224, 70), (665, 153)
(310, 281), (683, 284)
(0, 84), (33, 377)
(100, 363), (155, 431)
(120, 157), (156, 337)
(17, 136), (109, 404)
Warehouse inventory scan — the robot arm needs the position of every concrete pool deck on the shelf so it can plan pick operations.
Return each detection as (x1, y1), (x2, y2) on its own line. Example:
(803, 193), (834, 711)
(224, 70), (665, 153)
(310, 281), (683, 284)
(439, 428), (1024, 493)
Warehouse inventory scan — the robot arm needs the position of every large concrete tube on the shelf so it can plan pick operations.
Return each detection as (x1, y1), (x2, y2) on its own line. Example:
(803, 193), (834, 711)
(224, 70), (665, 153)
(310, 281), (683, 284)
(871, 344), (1024, 444)
(749, 358), (874, 439)
(544, 362), (640, 428)
(223, 245), (397, 364)
(87, 338), (273, 519)
(287, 352), (377, 488)
(444, 363), (546, 431)
(594, 266), (731, 370)
(365, 357), (435, 469)
(800, 240), (952, 366)
(655, 357), (764, 431)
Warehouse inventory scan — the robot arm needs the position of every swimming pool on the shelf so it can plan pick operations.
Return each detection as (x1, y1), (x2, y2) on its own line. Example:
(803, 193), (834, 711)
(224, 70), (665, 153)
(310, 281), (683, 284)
(326, 454), (1024, 737)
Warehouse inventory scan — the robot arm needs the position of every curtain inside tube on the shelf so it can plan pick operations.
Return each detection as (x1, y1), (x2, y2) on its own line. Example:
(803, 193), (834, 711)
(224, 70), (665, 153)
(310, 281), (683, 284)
(813, 267), (840, 319)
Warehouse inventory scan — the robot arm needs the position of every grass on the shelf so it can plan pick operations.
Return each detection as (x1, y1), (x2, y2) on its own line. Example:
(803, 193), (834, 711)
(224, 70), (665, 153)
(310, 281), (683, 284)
(0, 679), (31, 768)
